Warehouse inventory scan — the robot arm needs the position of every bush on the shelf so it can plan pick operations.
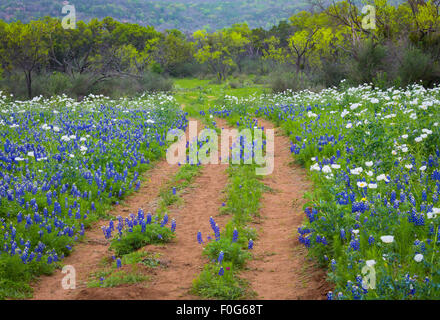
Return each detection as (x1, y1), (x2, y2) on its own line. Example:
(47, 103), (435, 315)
(318, 59), (348, 87)
(349, 40), (386, 85)
(0, 71), (174, 100)
(267, 70), (312, 93)
(32, 73), (93, 99)
(167, 62), (203, 78)
(139, 72), (173, 92)
(0, 73), (29, 98)
(398, 46), (440, 87)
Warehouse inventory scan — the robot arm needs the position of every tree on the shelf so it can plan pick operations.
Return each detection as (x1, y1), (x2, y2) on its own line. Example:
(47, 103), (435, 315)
(155, 29), (195, 75)
(193, 29), (243, 81)
(225, 23), (251, 72)
(1, 20), (49, 98)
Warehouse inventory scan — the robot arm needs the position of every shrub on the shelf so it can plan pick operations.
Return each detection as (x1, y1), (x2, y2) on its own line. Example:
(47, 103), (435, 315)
(398, 46), (439, 87)
(139, 72), (173, 92)
(318, 59), (348, 87)
(0, 71), (174, 100)
(167, 62), (203, 78)
(349, 40), (386, 85)
(267, 70), (312, 93)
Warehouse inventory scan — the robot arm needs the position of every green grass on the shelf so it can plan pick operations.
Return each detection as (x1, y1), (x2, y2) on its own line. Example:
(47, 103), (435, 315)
(192, 262), (248, 300)
(110, 223), (175, 256)
(193, 162), (265, 299)
(87, 250), (161, 288)
(88, 269), (149, 288)
(172, 77), (269, 117)
(157, 163), (203, 213)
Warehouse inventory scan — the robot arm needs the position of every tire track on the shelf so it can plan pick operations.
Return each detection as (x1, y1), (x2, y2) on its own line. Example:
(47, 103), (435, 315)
(73, 118), (231, 300)
(240, 118), (330, 300)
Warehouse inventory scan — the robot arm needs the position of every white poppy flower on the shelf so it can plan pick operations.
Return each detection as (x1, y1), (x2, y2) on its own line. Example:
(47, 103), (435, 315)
(350, 167), (363, 175)
(366, 260), (376, 267)
(380, 235), (394, 243)
(357, 181), (367, 188)
(377, 174), (389, 182)
(322, 165), (332, 174)
(350, 103), (361, 110)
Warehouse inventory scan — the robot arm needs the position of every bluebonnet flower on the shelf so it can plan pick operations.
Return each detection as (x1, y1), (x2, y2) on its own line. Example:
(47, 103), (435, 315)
(161, 214), (169, 227)
(340, 228), (346, 240)
(214, 224), (221, 241)
(197, 231), (203, 244)
(218, 251), (224, 264)
(350, 238), (360, 251)
(331, 259), (337, 271)
(248, 239), (254, 250)
(232, 228), (238, 243)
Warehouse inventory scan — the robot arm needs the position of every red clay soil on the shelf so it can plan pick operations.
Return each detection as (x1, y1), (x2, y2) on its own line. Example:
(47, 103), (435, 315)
(135, 118), (231, 299)
(31, 159), (181, 300)
(240, 118), (330, 300)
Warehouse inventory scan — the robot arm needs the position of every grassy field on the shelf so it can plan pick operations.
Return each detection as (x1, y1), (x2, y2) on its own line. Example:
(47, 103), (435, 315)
(173, 77), (269, 117)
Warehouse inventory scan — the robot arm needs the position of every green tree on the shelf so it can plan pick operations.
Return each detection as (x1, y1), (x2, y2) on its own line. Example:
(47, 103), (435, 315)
(155, 29), (195, 75)
(1, 20), (49, 98)
(193, 29), (243, 81)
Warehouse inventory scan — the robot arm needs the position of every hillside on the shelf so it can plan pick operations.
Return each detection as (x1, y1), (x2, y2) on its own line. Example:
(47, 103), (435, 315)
(0, 0), (311, 32)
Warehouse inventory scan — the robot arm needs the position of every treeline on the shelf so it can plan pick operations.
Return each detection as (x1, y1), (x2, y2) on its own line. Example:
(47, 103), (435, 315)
(0, 0), (309, 32)
(0, 0), (440, 99)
